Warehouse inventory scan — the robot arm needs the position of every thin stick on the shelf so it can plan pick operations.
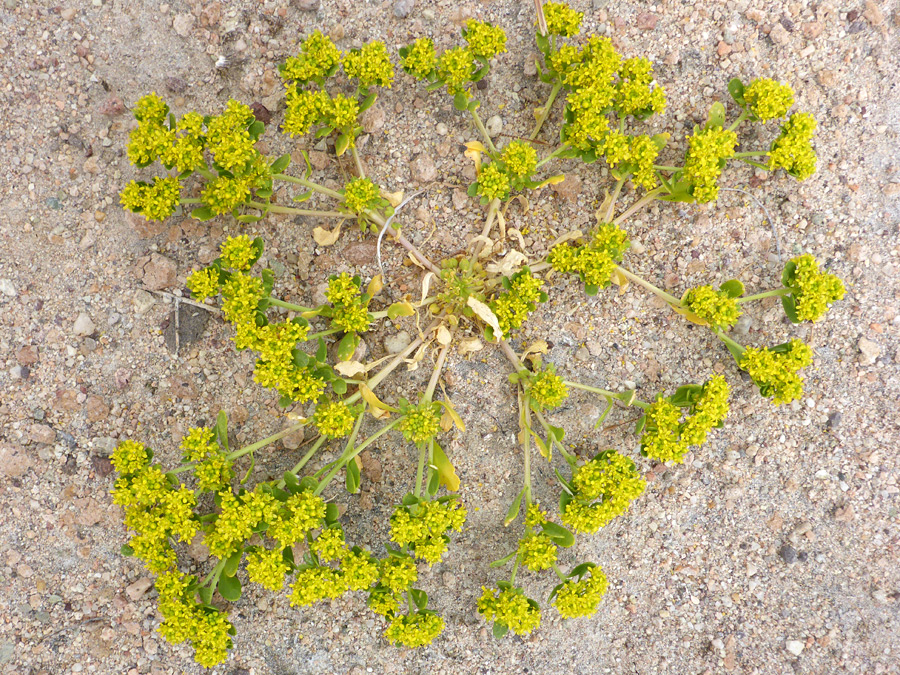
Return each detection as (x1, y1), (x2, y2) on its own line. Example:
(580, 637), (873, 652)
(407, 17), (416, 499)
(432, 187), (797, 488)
(147, 289), (221, 314)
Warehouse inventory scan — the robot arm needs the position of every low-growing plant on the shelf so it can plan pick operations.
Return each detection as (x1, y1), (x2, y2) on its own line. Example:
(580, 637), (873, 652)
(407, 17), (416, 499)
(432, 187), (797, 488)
(114, 2), (844, 666)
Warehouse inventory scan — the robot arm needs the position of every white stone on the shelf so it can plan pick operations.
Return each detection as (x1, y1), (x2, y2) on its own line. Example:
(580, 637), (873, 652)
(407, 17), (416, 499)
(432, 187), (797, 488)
(786, 640), (804, 656)
(73, 313), (95, 336)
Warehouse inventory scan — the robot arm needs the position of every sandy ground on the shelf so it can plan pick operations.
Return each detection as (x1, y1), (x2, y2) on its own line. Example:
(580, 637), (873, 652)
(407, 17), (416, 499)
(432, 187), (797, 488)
(1, 0), (899, 673)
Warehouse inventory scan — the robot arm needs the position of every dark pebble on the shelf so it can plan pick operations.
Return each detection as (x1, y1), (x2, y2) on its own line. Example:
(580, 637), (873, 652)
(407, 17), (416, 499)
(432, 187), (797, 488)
(797, 551), (808, 563)
(779, 543), (798, 564)
(847, 9), (859, 21)
(827, 411), (842, 429)
(58, 431), (77, 447)
(165, 77), (188, 94)
(847, 20), (865, 34)
(250, 102), (272, 124)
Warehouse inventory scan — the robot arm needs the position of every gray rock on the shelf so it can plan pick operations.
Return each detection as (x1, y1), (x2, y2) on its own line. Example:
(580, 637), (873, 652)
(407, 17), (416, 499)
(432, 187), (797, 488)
(779, 543), (798, 564)
(142, 253), (177, 291)
(485, 115), (503, 138)
(384, 330), (412, 354)
(857, 337), (881, 365)
(172, 13), (195, 37)
(125, 577), (154, 602)
(74, 313), (95, 336)
(294, 0), (320, 10)
(411, 154), (437, 183)
(394, 0), (415, 19)
(133, 290), (155, 315)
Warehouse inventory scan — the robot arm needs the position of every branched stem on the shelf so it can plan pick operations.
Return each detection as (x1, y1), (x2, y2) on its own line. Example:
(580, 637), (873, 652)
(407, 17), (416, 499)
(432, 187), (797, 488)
(268, 298), (316, 313)
(414, 442), (428, 498)
(469, 107), (498, 154)
(530, 80), (563, 140)
(246, 201), (345, 218)
(563, 380), (649, 409)
(424, 338), (452, 402)
(613, 187), (665, 225)
(350, 146), (366, 178)
(314, 418), (401, 496)
(737, 287), (791, 304)
(535, 143), (570, 170)
(614, 265), (683, 307)
(272, 173), (344, 201)
(726, 109), (750, 132)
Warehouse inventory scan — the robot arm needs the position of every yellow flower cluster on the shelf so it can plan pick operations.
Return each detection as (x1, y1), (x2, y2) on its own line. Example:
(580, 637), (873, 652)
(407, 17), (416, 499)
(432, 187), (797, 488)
(343, 41), (395, 88)
(553, 565), (608, 618)
(744, 78), (794, 121)
(401, 38), (437, 79)
(464, 20), (507, 59)
(548, 221), (629, 290)
(389, 500), (467, 565)
(165, 112), (206, 173)
(267, 491), (327, 547)
(204, 488), (279, 558)
(683, 126), (738, 202)
(219, 234), (258, 271)
(112, 439), (151, 475)
(740, 339), (813, 404)
(561, 450), (646, 534)
(221, 272), (265, 323)
(640, 375), (730, 461)
(206, 100), (257, 172)
(517, 531), (558, 571)
(683, 284), (742, 330)
(490, 268), (545, 336)
(343, 550), (381, 590)
(343, 177), (381, 214)
(525, 363), (568, 410)
(768, 113), (817, 180)
(477, 586), (541, 635)
(385, 611), (445, 648)
(185, 267), (219, 301)
(398, 399), (442, 445)
(312, 400), (357, 438)
(312, 526), (349, 562)
(380, 555), (418, 593)
(119, 176), (181, 222)
(476, 163), (511, 201)
(543, 1), (584, 37)
(156, 571), (234, 667)
(283, 87), (329, 137)
(246, 547), (290, 591)
(437, 46), (475, 95)
(783, 254), (845, 322)
(290, 567), (348, 606)
(500, 140), (538, 179)
(327, 273), (371, 334)
(614, 58), (666, 117)
(280, 30), (341, 84)
(195, 454), (234, 492)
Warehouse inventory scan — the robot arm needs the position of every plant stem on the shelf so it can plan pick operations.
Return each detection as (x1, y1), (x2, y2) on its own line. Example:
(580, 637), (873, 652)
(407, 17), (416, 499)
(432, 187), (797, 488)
(470, 198), (501, 262)
(551, 563), (568, 581)
(268, 298), (316, 313)
(246, 201), (345, 218)
(362, 319), (442, 394)
(272, 173), (344, 201)
(510, 556), (520, 586)
(726, 109), (750, 132)
(519, 391), (533, 505)
(414, 442), (428, 498)
(202, 558), (227, 588)
(603, 177), (626, 222)
(307, 328), (342, 340)
(180, 198), (203, 204)
(224, 421), (306, 463)
(535, 143), (570, 170)
(531, 408), (576, 461)
(392, 229), (442, 276)
(424, 338), (452, 402)
(652, 165), (682, 172)
(563, 381), (649, 409)
(737, 287), (791, 304)
(614, 265), (683, 307)
(284, 436), (327, 481)
(715, 330), (747, 359)
(350, 147), (366, 178)
(530, 80), (563, 140)
(613, 187), (665, 225)
(732, 151), (769, 158)
(314, 416), (398, 497)
(469, 107), (498, 154)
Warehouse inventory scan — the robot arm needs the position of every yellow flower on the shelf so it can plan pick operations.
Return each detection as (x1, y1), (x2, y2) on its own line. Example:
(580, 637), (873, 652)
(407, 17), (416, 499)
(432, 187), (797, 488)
(464, 20), (507, 59)
(401, 38), (437, 79)
(219, 234), (257, 271)
(343, 41), (395, 88)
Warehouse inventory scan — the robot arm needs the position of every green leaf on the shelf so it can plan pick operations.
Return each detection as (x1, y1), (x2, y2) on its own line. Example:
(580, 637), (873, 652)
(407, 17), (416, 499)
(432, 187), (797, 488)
(198, 585), (214, 606)
(781, 260), (797, 288)
(325, 502), (340, 525)
(120, 544), (134, 556)
(332, 379), (348, 395)
(727, 78), (746, 106)
(634, 414), (647, 436)
(651, 132), (670, 152)
(547, 425), (565, 444)
(542, 522), (575, 548)
(316, 337), (328, 362)
(466, 182), (479, 198)
(410, 588), (428, 610)
(248, 120), (265, 139)
(270, 154), (291, 173)
(706, 102), (726, 129)
(453, 91), (469, 112)
(236, 214), (263, 223)
(426, 469), (440, 497)
(467, 99), (481, 112)
(358, 92), (377, 113)
(490, 551), (517, 568)
(492, 621), (510, 639)
(336, 332), (360, 361)
(432, 441), (460, 492)
(503, 488), (525, 527)
(283, 471), (299, 489)
(535, 32), (550, 55)
(299, 476), (319, 493)
(781, 294), (800, 324)
(584, 283), (599, 296)
(191, 206), (216, 221)
(335, 133), (351, 157)
(401, 492), (419, 507)
(719, 279), (745, 298)
(345, 457), (361, 494)
(223, 550), (242, 577)
(554, 468), (575, 495)
(214, 411), (229, 452)
(217, 573), (242, 602)
(723, 336), (747, 363)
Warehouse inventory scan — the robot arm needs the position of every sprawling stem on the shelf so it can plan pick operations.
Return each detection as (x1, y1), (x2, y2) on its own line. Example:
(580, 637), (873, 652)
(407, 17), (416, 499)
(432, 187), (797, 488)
(613, 187), (665, 225)
(392, 229), (442, 276)
(284, 436), (327, 481)
(715, 330), (747, 361)
(535, 143), (570, 170)
(414, 442), (428, 498)
(272, 173), (344, 201)
(530, 81), (563, 140)
(614, 265), (683, 307)
(268, 297), (316, 313)
(551, 563), (568, 581)
(226, 422), (305, 462)
(246, 201), (344, 218)
(519, 391), (533, 505)
(470, 197), (501, 262)
(202, 558), (227, 588)
(531, 408), (577, 461)
(424, 338), (452, 402)
(603, 178), (626, 222)
(726, 109), (750, 132)
(469, 107), (498, 154)
(362, 318), (443, 394)
(564, 380), (649, 409)
(314, 418), (401, 496)
(350, 146), (366, 178)
(737, 287), (791, 304)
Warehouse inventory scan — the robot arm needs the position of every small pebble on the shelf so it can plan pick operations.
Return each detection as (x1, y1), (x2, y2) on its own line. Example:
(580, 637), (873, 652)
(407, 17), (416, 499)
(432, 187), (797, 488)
(0, 279), (15, 297)
(393, 0), (415, 18)
(785, 640), (804, 656)
(779, 544), (798, 565)
(73, 313), (95, 337)
(485, 115), (503, 137)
